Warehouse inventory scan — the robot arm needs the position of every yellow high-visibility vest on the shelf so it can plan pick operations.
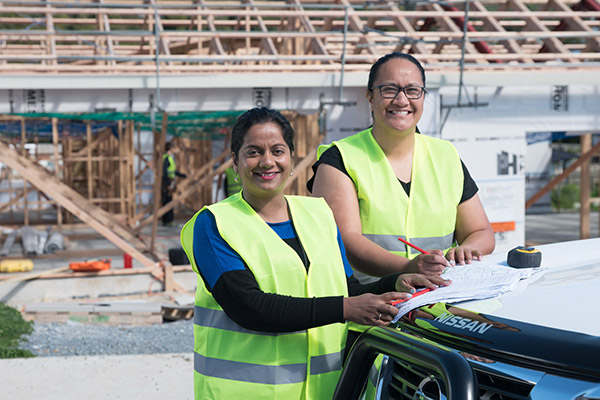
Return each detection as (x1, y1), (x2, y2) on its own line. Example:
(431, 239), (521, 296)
(162, 153), (176, 180)
(319, 128), (462, 338)
(318, 128), (462, 264)
(181, 193), (348, 400)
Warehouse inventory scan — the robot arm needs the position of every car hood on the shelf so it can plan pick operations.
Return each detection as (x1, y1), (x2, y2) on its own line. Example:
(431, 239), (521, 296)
(455, 238), (600, 337)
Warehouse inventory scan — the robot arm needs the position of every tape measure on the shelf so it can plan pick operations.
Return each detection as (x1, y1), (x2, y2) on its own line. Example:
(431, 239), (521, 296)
(0, 259), (34, 273)
(507, 246), (542, 269)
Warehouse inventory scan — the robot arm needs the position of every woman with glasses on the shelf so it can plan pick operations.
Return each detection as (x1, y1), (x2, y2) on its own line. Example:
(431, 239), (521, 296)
(308, 52), (495, 284)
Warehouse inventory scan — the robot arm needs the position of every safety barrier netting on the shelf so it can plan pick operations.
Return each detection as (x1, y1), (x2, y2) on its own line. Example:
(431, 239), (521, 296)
(0, 111), (242, 140)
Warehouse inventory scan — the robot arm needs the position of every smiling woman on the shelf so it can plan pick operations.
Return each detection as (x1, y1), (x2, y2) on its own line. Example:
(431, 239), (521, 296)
(308, 52), (496, 284)
(179, 107), (447, 400)
(306, 54), (495, 356)
(230, 112), (294, 222)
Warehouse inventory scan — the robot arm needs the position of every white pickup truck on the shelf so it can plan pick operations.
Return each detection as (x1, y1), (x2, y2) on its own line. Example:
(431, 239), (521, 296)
(334, 238), (600, 400)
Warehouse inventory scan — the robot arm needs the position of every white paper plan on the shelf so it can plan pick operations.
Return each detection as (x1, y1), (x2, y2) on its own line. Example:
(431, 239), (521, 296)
(391, 260), (545, 323)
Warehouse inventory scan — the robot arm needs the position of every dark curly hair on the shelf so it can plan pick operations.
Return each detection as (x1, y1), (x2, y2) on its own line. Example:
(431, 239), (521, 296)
(231, 107), (295, 162)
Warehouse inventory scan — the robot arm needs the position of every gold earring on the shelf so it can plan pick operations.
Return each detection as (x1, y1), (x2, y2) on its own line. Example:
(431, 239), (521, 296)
(234, 176), (239, 183)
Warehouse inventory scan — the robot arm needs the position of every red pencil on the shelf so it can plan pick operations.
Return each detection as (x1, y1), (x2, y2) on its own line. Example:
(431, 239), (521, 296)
(390, 287), (433, 305)
(398, 237), (430, 255)
(394, 238), (434, 305)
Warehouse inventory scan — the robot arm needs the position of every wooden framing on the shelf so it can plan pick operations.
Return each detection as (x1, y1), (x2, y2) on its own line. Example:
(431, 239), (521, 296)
(526, 135), (600, 240)
(282, 110), (325, 196)
(0, 109), (321, 244)
(0, 140), (157, 267)
(0, 0), (598, 75)
(1, 0), (598, 282)
(579, 134), (591, 239)
(133, 110), (322, 231)
(0, 116), (139, 225)
(0, 109), (321, 291)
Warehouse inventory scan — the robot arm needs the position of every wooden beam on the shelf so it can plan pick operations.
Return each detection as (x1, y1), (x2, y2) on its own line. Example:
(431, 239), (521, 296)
(136, 148), (231, 230)
(548, 0), (600, 52)
(246, 0), (279, 57)
(0, 141), (159, 269)
(289, 0), (331, 57)
(51, 118), (63, 227)
(150, 113), (168, 253)
(580, 134), (591, 239)
(526, 139), (600, 209)
(509, 0), (578, 62)
(44, 1), (57, 66)
(72, 129), (112, 157)
(99, 0), (116, 66)
(0, 189), (25, 214)
(471, 0), (534, 63)
(197, 0), (225, 55)
(0, 266), (70, 284)
(385, 2), (430, 55)
(20, 118), (29, 225)
(146, 0), (172, 61)
(339, 0), (379, 57)
(127, 120), (136, 220)
(118, 120), (126, 214)
(136, 124), (145, 215)
(284, 141), (323, 194)
(0, 265), (192, 281)
(86, 122), (94, 202)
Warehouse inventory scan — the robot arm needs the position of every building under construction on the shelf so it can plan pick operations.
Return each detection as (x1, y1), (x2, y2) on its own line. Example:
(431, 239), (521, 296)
(0, 0), (599, 300)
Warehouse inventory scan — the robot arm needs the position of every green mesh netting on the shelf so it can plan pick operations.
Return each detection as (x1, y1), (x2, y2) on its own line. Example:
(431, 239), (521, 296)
(0, 111), (242, 140)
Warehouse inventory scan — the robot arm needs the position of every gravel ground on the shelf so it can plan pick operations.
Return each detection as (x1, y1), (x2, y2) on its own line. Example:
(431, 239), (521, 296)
(20, 318), (194, 357)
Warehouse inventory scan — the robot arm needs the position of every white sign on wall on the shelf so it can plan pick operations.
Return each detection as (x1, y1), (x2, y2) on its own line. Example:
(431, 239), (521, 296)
(550, 85), (569, 112)
(252, 88), (272, 108)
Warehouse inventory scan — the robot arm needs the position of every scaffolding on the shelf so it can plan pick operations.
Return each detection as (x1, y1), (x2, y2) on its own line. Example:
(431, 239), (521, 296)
(0, 109), (324, 292)
(0, 0), (598, 75)
(0, 110), (322, 223)
(1, 0), (599, 290)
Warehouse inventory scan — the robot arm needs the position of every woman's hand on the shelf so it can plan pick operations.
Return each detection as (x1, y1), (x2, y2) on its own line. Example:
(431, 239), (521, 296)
(445, 246), (482, 265)
(343, 292), (408, 326)
(395, 273), (451, 293)
(405, 250), (450, 276)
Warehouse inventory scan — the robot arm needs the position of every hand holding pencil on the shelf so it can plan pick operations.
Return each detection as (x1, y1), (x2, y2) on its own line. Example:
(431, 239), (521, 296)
(399, 237), (452, 276)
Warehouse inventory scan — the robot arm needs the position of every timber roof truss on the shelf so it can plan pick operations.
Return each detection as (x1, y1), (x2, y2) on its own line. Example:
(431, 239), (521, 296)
(0, 0), (598, 74)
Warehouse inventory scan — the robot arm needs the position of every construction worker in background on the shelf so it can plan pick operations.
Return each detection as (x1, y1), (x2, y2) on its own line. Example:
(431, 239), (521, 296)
(223, 165), (242, 197)
(162, 142), (187, 226)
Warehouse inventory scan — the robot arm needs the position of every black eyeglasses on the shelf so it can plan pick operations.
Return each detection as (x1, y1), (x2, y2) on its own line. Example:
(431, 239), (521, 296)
(370, 85), (426, 100)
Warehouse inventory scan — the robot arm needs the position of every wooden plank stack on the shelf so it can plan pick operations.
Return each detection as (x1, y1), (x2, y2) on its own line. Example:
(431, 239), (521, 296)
(23, 302), (163, 326)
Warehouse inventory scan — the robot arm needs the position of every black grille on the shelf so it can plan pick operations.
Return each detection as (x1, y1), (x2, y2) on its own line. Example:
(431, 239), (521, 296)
(473, 368), (534, 400)
(383, 358), (535, 400)
(382, 358), (446, 400)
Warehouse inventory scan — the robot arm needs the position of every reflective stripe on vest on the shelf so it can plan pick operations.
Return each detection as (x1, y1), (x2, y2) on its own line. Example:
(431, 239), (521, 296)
(180, 193), (348, 399)
(194, 305), (301, 336)
(318, 129), (463, 259)
(364, 233), (455, 254)
(162, 153), (176, 180)
(194, 351), (343, 385)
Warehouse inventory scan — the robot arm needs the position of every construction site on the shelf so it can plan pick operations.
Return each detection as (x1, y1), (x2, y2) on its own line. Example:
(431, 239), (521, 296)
(0, 0), (599, 398)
